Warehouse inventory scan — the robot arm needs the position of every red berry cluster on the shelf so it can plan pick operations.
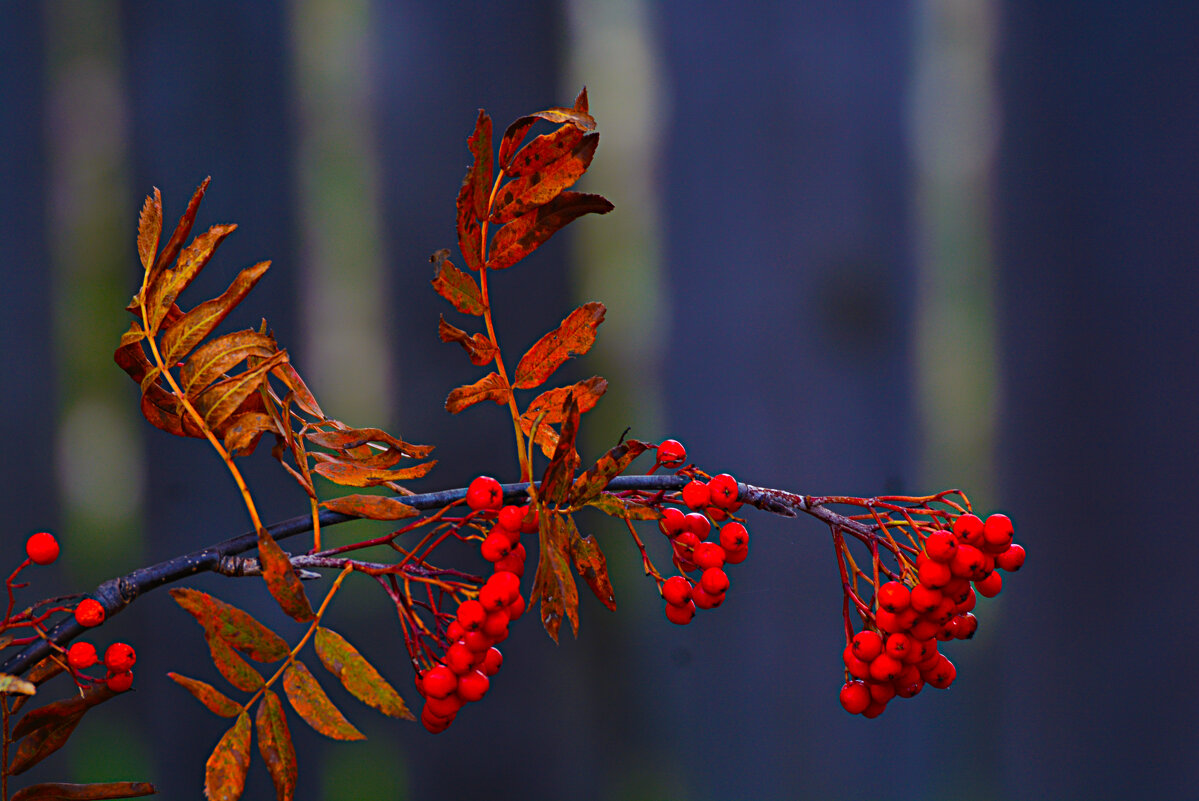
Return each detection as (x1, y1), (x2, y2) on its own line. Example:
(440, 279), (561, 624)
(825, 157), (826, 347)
(416, 477), (533, 733)
(839, 513), (1025, 717)
(657, 473), (749, 625)
(67, 639), (137, 692)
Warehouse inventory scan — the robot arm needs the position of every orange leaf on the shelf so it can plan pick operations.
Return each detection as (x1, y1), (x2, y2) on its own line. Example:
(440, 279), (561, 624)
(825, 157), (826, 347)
(193, 350), (288, 432)
(503, 123), (586, 179)
(270, 361), (324, 419)
(319, 494), (419, 521)
(170, 588), (290, 662)
(529, 512), (579, 643)
(204, 633), (265, 693)
(445, 372), (510, 414)
(137, 188), (162, 273)
(304, 427), (433, 459)
(11, 781), (158, 800)
(160, 261), (271, 365)
(569, 531), (616, 611)
(497, 88), (596, 172)
(222, 411), (277, 457)
(585, 493), (662, 520)
(438, 317), (498, 366)
(204, 711), (251, 801)
(520, 376), (607, 432)
(430, 256), (485, 316)
(313, 627), (413, 720)
(255, 691), (297, 801)
(281, 662), (364, 741)
(155, 177), (211, 275)
(145, 223), (237, 335)
(258, 529), (315, 623)
(179, 330), (276, 396)
(514, 303), (606, 390)
(311, 458), (437, 488)
(489, 134), (598, 225)
(570, 438), (650, 505)
(540, 399), (581, 506)
(488, 191), (614, 270)
(168, 673), (242, 718)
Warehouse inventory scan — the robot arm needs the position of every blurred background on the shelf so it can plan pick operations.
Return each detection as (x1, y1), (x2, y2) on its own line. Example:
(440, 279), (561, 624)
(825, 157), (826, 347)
(1, 2), (1197, 799)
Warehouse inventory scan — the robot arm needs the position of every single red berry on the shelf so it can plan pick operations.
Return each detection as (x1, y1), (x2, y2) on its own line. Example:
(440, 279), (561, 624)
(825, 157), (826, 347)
(839, 681), (871, 714)
(869, 681), (896, 705)
(494, 542), (527, 577)
(924, 530), (959, 563)
(918, 559), (952, 589)
(718, 521), (749, 552)
(456, 669), (490, 703)
(942, 577), (972, 605)
(457, 600), (487, 631)
(519, 507), (539, 534)
(421, 705), (453, 733)
(982, 513), (1014, 551)
(681, 481), (710, 511)
(842, 645), (872, 681)
(664, 600), (696, 625)
(722, 545), (749, 565)
(67, 642), (97, 670)
(949, 543), (986, 579)
(874, 608), (905, 635)
(691, 584), (724, 610)
(662, 575), (693, 606)
(466, 476), (503, 511)
(862, 699), (888, 718)
(851, 630), (884, 662)
(482, 609), (510, 640)
(996, 543), (1026, 572)
(106, 670), (133, 693)
(480, 647), (503, 676)
(927, 595), (957, 625)
(25, 532), (59, 566)
(462, 629), (492, 653)
(955, 588), (977, 614)
(868, 654), (903, 682)
(884, 632), (912, 660)
(424, 692), (463, 719)
(693, 542), (725, 571)
(707, 474), (739, 509)
(486, 571), (521, 606)
(422, 665), (458, 699)
(480, 531), (512, 563)
(657, 439), (687, 467)
(104, 642), (136, 672)
(74, 599), (105, 627)
(909, 583), (942, 614)
(954, 612), (979, 639)
(683, 512), (711, 539)
(894, 672), (924, 699)
(700, 567), (730, 596)
(446, 621), (464, 642)
(705, 507), (729, 522)
(659, 507), (687, 537)
(497, 505), (525, 533)
(952, 513), (985, 546)
(974, 570), (1003, 598)
(506, 593), (526, 621)
(923, 655), (957, 689)
(445, 642), (475, 675)
(909, 619), (940, 641)
(877, 581), (911, 613)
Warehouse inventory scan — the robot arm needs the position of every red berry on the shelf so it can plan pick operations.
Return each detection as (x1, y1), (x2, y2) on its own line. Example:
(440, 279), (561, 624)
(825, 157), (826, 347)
(683, 512), (711, 539)
(843, 648), (872, 681)
(657, 439), (687, 467)
(700, 567), (730, 596)
(722, 545), (749, 565)
(445, 642), (475, 675)
(884, 632), (912, 660)
(480, 531), (512, 563)
(974, 570), (1003, 598)
(106, 670), (133, 692)
(693, 542), (725, 571)
(927, 595), (957, 625)
(480, 647), (503, 676)
(519, 507), (539, 534)
(707, 474), (739, 509)
(25, 532), (59, 566)
(949, 544), (986, 579)
(719, 522), (749, 552)
(862, 699), (887, 718)
(874, 608), (905, 635)
(487, 571), (521, 606)
(421, 705), (453, 733)
(909, 583), (942, 614)
(996, 543), (1026, 572)
(506, 593), (526, 621)
(942, 577), (972, 605)
(953, 514), (985, 546)
(424, 692), (463, 718)
(909, 619), (940, 641)
(851, 630), (884, 662)
(662, 576), (692, 606)
(664, 601), (696, 625)
(497, 505), (525, 533)
(494, 542), (527, 577)
(457, 600), (487, 631)
(868, 654), (903, 682)
(681, 481), (710, 511)
(869, 681), (896, 705)
(839, 680), (871, 714)
(104, 642), (136, 672)
(67, 642), (97, 670)
(918, 559), (952, 589)
(422, 665), (458, 699)
(923, 655), (957, 689)
(456, 669), (490, 703)
(659, 507), (687, 537)
(691, 584), (724, 610)
(956, 588), (977, 614)
(877, 581), (910, 613)
(953, 612), (979, 639)
(894, 670), (924, 699)
(466, 476), (503, 511)
(982, 513), (1014, 552)
(924, 530), (958, 563)
(74, 599), (105, 627)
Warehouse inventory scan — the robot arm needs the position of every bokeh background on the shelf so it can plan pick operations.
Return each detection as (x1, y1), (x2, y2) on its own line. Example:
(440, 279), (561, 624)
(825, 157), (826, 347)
(2, 2), (1197, 800)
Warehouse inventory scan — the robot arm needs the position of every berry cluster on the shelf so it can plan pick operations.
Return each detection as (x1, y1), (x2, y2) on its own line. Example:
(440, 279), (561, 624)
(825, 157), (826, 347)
(67, 640), (137, 693)
(656, 467), (750, 625)
(415, 476), (532, 733)
(839, 513), (1025, 717)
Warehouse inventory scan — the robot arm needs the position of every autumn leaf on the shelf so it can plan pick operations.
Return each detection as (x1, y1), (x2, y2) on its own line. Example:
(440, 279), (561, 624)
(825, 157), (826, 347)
(529, 512), (580, 643)
(137, 188), (162, 273)
(270, 361), (324, 419)
(503, 123), (586, 179)
(585, 493), (663, 520)
(255, 691), (297, 801)
(313, 627), (413, 720)
(488, 192), (614, 271)
(489, 134), (599, 225)
(170, 588), (290, 663)
(0, 674), (36, 696)
(311, 458), (437, 488)
(222, 411), (277, 457)
(438, 317), (498, 366)
(179, 330), (277, 396)
(145, 223), (238, 335)
(258, 529), (315, 623)
(159, 261), (271, 365)
(155, 177), (211, 275)
(497, 88), (596, 172)
(204, 633), (265, 693)
(569, 529), (616, 611)
(205, 712), (251, 801)
(319, 494), (418, 521)
(193, 350), (288, 432)
(456, 111), (492, 271)
(11, 781), (158, 800)
(282, 662), (365, 741)
(519, 376), (607, 457)
(10, 687), (115, 775)
(570, 438), (650, 505)
(430, 257), (486, 315)
(304, 427), (433, 459)
(445, 372), (510, 414)
(168, 673), (242, 718)
(513, 302), (606, 389)
(540, 399), (581, 507)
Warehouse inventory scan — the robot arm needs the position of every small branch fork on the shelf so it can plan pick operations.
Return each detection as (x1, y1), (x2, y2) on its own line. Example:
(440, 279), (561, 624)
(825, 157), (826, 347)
(0, 476), (966, 678)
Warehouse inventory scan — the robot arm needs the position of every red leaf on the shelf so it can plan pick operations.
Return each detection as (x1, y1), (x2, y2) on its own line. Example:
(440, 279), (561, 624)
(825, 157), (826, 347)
(258, 529), (315, 623)
(137, 188), (162, 273)
(497, 88), (596, 171)
(10, 687), (115, 775)
(319, 494), (419, 521)
(11, 781), (158, 800)
(430, 257), (486, 316)
(170, 588), (290, 663)
(514, 302), (606, 390)
(270, 361), (324, 419)
(160, 261), (271, 365)
(168, 673), (242, 718)
(255, 691), (297, 801)
(488, 192), (614, 271)
(518, 377), (607, 459)
(569, 531), (616, 611)
(444, 372), (510, 414)
(155, 177), (211, 275)
(204, 712), (251, 801)
(438, 317), (498, 366)
(540, 399), (581, 507)
(456, 110), (492, 271)
(529, 512), (579, 643)
(193, 350), (288, 432)
(489, 134), (599, 225)
(503, 123), (586, 179)
(222, 411), (277, 457)
(282, 662), (364, 741)
(204, 633), (265, 693)
(570, 439), (650, 505)
(313, 627), (414, 720)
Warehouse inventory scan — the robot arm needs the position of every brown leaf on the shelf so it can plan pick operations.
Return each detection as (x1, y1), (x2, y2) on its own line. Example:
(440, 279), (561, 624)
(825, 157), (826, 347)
(529, 512), (579, 643)
(168, 673), (242, 718)
(258, 529), (315, 623)
(314, 627), (414, 720)
(0, 674), (36, 696)
(304, 427), (433, 459)
(179, 330), (277, 396)
(311, 458), (437, 488)
(569, 530), (616, 611)
(137, 188), (162, 273)
(431, 258), (486, 316)
(519, 376), (608, 457)
(319, 494), (419, 521)
(155, 177), (211, 275)
(222, 411), (277, 457)
(488, 191), (614, 271)
(585, 493), (663, 520)
(445, 372), (510, 414)
(194, 350), (288, 433)
(282, 662), (365, 741)
(204, 711), (250, 801)
(270, 361), (324, 419)
(160, 261), (271, 365)
(570, 439), (650, 505)
(145, 223), (238, 335)
(438, 317), (498, 366)
(497, 88), (596, 172)
(11, 781), (157, 800)
(255, 691), (297, 801)
(9, 687), (115, 775)
(513, 302), (606, 390)
(170, 588), (290, 663)
(489, 133), (598, 225)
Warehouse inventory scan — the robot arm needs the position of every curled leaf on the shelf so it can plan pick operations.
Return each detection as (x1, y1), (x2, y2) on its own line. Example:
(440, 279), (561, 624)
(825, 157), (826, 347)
(529, 512), (580, 643)
(438, 317), (498, 366)
(205, 712), (251, 801)
(445, 372), (510, 414)
(313, 627), (413, 720)
(497, 88), (596, 172)
(489, 134), (599, 225)
(488, 191), (614, 271)
(311, 458), (437, 488)
(540, 399), (581, 507)
(0, 674), (36, 696)
(514, 303), (606, 390)
(282, 662), (365, 741)
(319, 494), (418, 521)
(570, 439), (650, 505)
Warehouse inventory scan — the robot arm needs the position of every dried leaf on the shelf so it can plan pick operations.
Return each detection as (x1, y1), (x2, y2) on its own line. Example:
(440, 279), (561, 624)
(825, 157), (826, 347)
(456, 110), (492, 271)
(137, 188), (162, 273)
(179, 330), (277, 396)
(11, 781), (157, 800)
(160, 261), (271, 365)
(497, 88), (596, 172)
(270, 361), (324, 419)
(569, 530), (616, 611)
(513, 302), (606, 390)
(488, 191), (614, 271)
(314, 627), (413, 720)
(0, 674), (36, 696)
(529, 512), (579, 643)
(519, 376), (607, 456)
(311, 458), (437, 488)
(26, 656), (65, 687)
(540, 399), (581, 506)
(503, 123), (586, 179)
(258, 529), (315, 623)
(255, 691), (296, 801)
(168, 673), (242, 718)
(222, 411), (277, 457)
(489, 133), (598, 225)
(585, 493), (662, 520)
(282, 662), (365, 741)
(570, 439), (650, 505)
(194, 350), (288, 433)
(155, 177), (211, 275)
(431, 258), (486, 316)
(9, 687), (115, 775)
(170, 588), (290, 663)
(145, 223), (238, 334)
(204, 712), (251, 801)
(319, 494), (419, 521)
(304, 427), (433, 458)
(438, 317), (498, 366)
(445, 372), (510, 414)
